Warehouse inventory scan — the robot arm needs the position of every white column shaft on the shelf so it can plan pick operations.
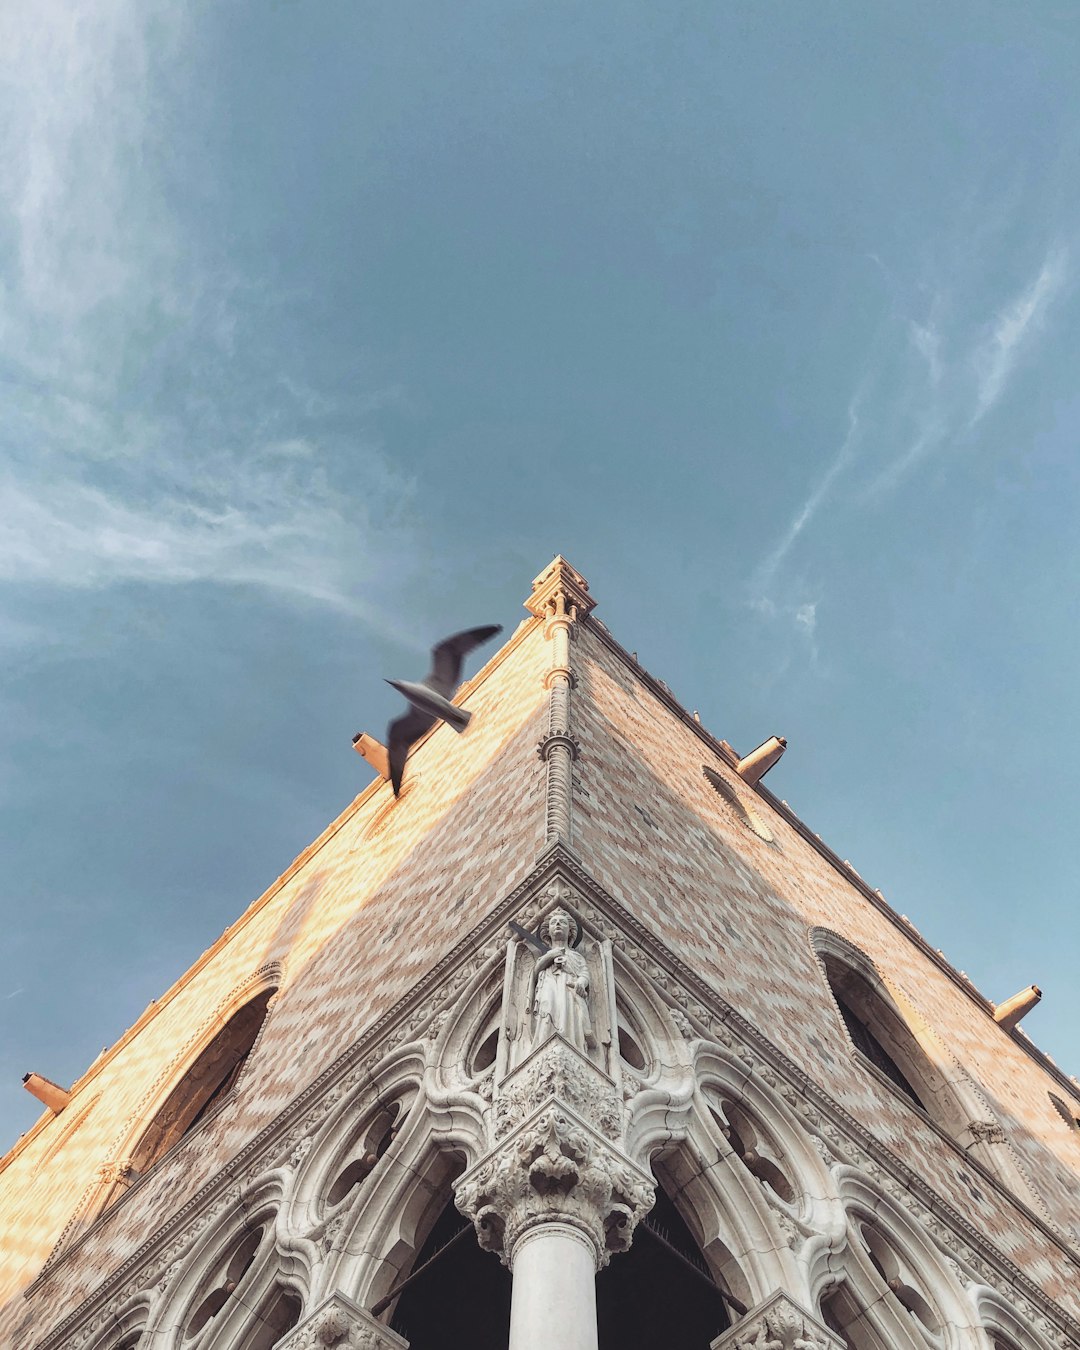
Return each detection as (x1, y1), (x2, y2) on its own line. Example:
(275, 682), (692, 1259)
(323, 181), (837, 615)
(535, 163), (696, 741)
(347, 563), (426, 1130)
(508, 1225), (598, 1350)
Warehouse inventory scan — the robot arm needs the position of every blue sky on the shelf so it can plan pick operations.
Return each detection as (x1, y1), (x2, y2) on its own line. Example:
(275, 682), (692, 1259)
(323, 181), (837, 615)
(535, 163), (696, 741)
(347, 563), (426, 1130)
(2, 1), (1079, 1146)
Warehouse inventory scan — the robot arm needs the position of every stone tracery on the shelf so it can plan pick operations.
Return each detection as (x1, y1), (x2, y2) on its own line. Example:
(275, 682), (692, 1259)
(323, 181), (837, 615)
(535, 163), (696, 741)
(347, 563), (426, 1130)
(23, 862), (1080, 1350)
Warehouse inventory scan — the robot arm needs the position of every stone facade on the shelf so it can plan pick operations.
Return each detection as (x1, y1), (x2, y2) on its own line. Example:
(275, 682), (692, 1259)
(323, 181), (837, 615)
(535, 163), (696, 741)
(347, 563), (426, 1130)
(0, 557), (1076, 1350)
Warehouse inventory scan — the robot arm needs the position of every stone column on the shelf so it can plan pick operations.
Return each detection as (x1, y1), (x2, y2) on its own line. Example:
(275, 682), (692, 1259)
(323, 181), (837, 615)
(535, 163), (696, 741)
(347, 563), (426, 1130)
(525, 557), (595, 846)
(454, 1036), (654, 1350)
(507, 1222), (599, 1350)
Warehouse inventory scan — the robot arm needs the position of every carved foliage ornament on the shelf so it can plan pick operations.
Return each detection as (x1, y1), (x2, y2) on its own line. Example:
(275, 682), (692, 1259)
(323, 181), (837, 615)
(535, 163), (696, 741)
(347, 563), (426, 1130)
(710, 1291), (844, 1350)
(455, 1107), (654, 1270)
(276, 1293), (407, 1350)
(494, 1036), (621, 1141)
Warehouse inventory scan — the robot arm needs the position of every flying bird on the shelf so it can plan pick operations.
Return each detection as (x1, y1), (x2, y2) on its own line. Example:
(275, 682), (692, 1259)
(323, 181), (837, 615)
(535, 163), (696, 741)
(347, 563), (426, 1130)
(385, 625), (502, 796)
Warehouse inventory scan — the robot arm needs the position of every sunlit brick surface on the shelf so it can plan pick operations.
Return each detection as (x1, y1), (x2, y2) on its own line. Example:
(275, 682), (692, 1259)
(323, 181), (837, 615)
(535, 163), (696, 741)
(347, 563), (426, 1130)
(0, 617), (549, 1341)
(572, 621), (1080, 1315)
(2, 582), (1078, 1346)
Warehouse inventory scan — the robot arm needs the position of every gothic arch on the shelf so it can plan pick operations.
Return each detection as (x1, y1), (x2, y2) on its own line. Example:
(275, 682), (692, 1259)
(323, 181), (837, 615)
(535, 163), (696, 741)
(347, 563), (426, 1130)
(967, 1286), (1057, 1350)
(810, 930), (988, 1133)
(834, 1166), (979, 1350)
(41, 964), (283, 1273)
(146, 1172), (292, 1350)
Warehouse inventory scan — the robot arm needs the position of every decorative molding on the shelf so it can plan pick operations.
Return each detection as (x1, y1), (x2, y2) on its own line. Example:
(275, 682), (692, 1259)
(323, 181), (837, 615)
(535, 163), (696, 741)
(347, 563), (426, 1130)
(454, 1103), (654, 1270)
(278, 1292), (408, 1350)
(26, 847), (1080, 1350)
(710, 1290), (844, 1350)
(494, 1036), (622, 1142)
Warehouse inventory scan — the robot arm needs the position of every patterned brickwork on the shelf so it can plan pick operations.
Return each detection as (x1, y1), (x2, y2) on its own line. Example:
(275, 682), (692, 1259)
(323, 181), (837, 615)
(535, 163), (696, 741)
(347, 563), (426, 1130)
(570, 619), (1080, 1313)
(1, 565), (1078, 1348)
(0, 617), (550, 1340)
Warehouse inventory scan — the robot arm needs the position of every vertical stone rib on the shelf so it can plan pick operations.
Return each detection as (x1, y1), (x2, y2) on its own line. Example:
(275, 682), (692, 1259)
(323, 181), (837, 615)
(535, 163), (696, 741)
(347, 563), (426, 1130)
(524, 557), (596, 848)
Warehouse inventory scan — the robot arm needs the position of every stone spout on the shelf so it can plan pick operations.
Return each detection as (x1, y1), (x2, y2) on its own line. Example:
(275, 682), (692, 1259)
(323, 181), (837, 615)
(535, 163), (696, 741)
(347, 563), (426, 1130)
(993, 985), (1042, 1031)
(737, 736), (787, 786)
(23, 1072), (72, 1113)
(352, 732), (391, 780)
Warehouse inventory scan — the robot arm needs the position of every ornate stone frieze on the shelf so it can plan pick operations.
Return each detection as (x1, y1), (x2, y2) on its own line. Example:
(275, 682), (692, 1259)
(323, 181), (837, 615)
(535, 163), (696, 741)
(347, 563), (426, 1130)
(494, 1035), (622, 1141)
(277, 1292), (408, 1350)
(709, 1290), (844, 1350)
(454, 1104), (654, 1270)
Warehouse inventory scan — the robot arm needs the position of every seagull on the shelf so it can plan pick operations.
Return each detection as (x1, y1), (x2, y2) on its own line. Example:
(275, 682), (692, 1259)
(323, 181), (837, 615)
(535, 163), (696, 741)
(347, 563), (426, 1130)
(385, 625), (502, 796)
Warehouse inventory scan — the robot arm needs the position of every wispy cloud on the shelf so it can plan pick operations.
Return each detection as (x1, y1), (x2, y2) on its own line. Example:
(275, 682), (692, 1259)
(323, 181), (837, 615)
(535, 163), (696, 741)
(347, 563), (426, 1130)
(748, 241), (1069, 647)
(0, 1), (421, 650)
(754, 396), (863, 592)
(969, 248), (1068, 426)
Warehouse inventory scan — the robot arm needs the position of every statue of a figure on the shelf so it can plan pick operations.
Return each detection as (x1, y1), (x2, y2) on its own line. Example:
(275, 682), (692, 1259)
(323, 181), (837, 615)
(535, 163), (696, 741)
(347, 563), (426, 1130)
(529, 908), (594, 1052)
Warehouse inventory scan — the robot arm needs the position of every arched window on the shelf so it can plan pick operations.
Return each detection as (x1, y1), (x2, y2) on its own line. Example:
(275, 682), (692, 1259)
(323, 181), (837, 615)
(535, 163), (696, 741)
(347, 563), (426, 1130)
(819, 950), (927, 1112)
(124, 986), (275, 1186)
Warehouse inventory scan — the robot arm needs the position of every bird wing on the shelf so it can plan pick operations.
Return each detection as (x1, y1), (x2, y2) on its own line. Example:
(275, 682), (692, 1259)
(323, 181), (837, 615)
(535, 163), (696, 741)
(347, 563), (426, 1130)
(387, 705), (434, 796)
(428, 624), (503, 693)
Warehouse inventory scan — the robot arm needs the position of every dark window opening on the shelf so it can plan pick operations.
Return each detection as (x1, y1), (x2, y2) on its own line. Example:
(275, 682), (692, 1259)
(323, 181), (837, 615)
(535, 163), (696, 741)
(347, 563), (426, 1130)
(472, 1030), (499, 1075)
(834, 995), (925, 1111)
(125, 988), (275, 1187)
(390, 1199), (510, 1349)
(618, 1027), (647, 1071)
(597, 1188), (731, 1349)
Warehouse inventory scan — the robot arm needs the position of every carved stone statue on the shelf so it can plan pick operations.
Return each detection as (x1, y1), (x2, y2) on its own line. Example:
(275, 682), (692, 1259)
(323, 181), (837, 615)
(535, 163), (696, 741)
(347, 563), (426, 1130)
(530, 908), (594, 1053)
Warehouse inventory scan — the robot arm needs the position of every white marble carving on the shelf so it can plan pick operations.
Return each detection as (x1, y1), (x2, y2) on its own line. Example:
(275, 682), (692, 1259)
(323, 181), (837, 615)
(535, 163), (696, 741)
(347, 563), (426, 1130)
(709, 1290), (844, 1350)
(277, 1291), (408, 1350)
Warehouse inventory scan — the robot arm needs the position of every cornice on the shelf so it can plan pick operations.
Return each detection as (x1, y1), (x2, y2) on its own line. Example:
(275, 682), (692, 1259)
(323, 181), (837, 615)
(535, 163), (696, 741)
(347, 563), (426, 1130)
(581, 613), (1080, 1107)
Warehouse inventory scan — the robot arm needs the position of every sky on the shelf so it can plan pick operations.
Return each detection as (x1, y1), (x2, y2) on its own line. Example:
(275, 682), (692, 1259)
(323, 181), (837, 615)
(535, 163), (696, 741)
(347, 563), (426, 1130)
(2, 1), (1079, 1148)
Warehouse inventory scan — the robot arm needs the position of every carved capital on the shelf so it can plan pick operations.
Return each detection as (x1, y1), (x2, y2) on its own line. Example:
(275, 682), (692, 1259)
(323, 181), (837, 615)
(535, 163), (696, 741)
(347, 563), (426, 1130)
(454, 1101), (653, 1271)
(710, 1291), (844, 1350)
(536, 731), (580, 763)
(277, 1292), (408, 1350)
(525, 556), (596, 623)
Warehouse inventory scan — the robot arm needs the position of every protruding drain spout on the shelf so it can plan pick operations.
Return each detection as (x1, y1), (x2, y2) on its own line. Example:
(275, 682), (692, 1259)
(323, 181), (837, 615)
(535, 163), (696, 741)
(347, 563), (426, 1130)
(23, 1073), (72, 1113)
(352, 732), (391, 780)
(736, 736), (787, 786)
(993, 985), (1042, 1031)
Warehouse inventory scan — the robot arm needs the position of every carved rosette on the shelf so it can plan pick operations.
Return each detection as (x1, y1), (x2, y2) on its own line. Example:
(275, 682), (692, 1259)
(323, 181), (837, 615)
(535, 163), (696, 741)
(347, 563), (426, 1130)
(709, 1291), (844, 1350)
(276, 1292), (408, 1350)
(454, 1104), (654, 1271)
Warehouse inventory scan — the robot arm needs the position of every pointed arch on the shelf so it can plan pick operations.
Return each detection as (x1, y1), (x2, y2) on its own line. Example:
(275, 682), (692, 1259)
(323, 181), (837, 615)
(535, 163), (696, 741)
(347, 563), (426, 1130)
(40, 965), (282, 1274)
